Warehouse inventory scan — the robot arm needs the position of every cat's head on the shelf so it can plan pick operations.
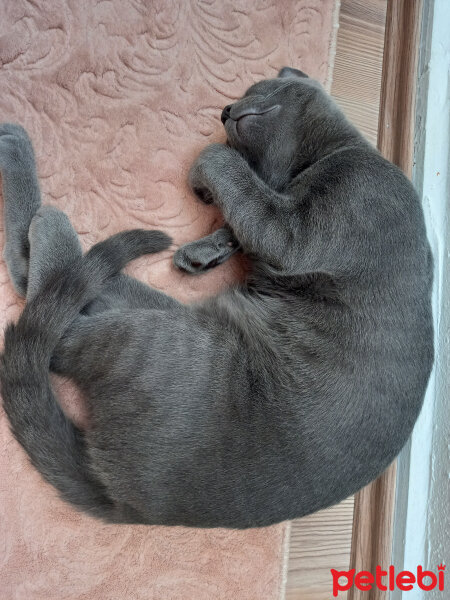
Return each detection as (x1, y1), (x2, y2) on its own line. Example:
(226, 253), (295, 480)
(221, 67), (331, 189)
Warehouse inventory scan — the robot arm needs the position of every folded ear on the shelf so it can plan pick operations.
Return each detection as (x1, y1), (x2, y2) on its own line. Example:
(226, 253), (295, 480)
(278, 67), (309, 79)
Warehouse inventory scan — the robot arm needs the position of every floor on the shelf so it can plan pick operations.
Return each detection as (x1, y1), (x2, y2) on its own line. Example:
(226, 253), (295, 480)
(285, 1), (387, 599)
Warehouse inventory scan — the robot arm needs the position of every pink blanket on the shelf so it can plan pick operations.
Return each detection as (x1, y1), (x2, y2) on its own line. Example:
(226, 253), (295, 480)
(0, 1), (338, 598)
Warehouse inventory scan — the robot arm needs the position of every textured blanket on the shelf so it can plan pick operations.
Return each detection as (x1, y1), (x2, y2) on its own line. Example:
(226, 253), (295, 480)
(0, 1), (338, 598)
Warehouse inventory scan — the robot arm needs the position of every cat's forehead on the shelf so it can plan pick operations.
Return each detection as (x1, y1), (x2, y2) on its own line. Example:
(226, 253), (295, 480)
(242, 75), (320, 102)
(243, 79), (283, 98)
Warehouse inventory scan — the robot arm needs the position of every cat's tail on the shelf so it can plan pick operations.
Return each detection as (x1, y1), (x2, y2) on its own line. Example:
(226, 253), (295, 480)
(0, 229), (171, 522)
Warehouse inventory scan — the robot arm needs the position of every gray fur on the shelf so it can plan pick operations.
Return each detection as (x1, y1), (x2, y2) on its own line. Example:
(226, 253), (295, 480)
(0, 123), (41, 296)
(173, 225), (239, 273)
(0, 69), (434, 528)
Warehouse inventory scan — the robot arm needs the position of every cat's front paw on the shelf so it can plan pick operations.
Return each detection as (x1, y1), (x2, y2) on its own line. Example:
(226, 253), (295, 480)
(188, 143), (238, 204)
(0, 123), (36, 173)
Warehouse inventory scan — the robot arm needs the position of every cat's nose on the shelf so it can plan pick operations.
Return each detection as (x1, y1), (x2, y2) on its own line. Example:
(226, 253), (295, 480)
(221, 105), (232, 124)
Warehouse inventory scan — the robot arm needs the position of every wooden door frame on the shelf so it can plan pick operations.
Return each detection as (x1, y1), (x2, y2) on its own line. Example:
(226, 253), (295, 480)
(348, 1), (424, 598)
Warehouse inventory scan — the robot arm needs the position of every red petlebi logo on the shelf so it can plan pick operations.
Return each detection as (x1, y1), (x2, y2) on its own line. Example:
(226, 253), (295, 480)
(331, 564), (445, 597)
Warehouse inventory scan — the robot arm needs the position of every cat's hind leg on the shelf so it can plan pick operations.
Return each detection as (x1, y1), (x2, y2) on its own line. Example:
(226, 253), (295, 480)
(83, 273), (179, 315)
(26, 206), (175, 313)
(26, 206), (83, 301)
(173, 225), (239, 274)
(0, 123), (42, 296)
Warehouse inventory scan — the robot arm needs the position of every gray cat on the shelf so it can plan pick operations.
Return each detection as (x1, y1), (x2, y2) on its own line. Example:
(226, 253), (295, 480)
(0, 67), (434, 528)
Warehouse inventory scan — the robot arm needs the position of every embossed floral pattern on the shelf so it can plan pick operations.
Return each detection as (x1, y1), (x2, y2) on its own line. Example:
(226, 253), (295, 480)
(0, 1), (337, 598)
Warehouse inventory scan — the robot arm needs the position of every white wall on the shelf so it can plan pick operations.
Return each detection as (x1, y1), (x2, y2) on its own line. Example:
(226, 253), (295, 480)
(392, 0), (450, 598)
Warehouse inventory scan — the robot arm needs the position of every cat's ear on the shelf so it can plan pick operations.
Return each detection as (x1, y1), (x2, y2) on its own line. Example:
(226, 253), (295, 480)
(278, 66), (309, 79)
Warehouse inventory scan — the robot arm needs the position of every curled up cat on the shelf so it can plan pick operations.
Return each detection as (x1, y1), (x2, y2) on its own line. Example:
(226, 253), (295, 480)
(0, 67), (433, 528)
